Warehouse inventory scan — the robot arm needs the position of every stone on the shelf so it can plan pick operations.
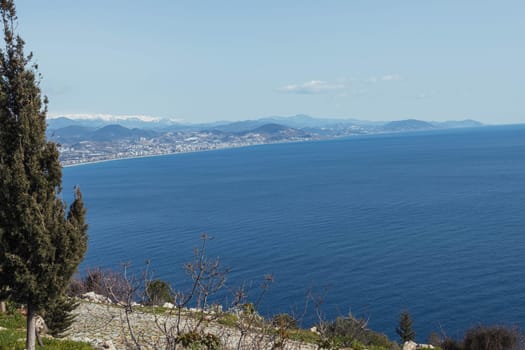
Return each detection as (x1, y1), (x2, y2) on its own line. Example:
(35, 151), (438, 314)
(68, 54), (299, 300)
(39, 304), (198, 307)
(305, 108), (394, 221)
(82, 291), (112, 304)
(162, 302), (175, 309)
(35, 315), (48, 335)
(403, 340), (417, 350)
(417, 344), (435, 349)
(309, 326), (320, 334)
(96, 339), (116, 350)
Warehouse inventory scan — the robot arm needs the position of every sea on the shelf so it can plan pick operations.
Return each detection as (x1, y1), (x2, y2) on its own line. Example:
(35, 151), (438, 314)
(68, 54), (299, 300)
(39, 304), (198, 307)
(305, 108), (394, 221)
(62, 125), (525, 340)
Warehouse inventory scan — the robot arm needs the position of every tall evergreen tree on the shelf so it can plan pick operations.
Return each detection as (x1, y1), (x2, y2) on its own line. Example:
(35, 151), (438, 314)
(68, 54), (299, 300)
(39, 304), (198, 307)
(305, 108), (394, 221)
(396, 310), (416, 343)
(0, 1), (88, 349)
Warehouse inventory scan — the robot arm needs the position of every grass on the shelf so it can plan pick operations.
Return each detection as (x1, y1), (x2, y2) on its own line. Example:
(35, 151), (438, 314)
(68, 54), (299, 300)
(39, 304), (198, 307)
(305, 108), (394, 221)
(0, 312), (24, 329)
(217, 312), (239, 327)
(287, 328), (320, 344)
(0, 312), (94, 350)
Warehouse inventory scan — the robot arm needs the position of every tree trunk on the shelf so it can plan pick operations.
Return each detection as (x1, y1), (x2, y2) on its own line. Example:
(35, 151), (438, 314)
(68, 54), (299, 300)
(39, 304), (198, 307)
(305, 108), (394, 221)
(26, 302), (36, 350)
(0, 301), (6, 313)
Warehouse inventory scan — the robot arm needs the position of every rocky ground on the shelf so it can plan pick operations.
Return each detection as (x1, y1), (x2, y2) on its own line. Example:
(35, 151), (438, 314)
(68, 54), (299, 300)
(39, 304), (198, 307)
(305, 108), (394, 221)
(66, 300), (318, 350)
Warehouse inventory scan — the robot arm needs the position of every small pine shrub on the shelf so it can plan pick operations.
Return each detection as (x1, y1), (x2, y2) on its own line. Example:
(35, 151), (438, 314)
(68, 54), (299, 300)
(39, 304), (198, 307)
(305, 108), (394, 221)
(41, 296), (79, 337)
(396, 311), (415, 343)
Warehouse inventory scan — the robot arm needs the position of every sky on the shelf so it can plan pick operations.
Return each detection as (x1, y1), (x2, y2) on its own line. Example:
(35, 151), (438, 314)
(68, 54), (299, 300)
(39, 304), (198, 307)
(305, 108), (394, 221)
(14, 0), (525, 124)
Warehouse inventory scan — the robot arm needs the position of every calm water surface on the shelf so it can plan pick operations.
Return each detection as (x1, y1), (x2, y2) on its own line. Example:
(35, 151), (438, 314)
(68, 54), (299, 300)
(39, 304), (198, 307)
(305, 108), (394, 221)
(63, 125), (525, 339)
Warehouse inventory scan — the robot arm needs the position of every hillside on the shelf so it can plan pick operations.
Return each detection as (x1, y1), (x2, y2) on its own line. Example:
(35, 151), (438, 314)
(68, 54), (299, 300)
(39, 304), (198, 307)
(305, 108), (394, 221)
(47, 115), (484, 166)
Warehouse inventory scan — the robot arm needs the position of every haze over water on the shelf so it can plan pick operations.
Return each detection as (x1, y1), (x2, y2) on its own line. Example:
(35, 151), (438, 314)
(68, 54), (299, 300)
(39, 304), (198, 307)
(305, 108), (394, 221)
(63, 125), (525, 339)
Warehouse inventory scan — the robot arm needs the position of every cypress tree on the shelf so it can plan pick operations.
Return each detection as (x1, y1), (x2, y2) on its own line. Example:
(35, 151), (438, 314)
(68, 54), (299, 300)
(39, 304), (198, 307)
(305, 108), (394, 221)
(396, 310), (416, 343)
(0, 1), (88, 349)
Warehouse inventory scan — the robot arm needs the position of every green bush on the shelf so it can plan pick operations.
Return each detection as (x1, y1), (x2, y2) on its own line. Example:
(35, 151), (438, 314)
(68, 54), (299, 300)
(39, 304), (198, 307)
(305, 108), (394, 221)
(271, 313), (297, 329)
(176, 332), (221, 350)
(437, 325), (520, 350)
(242, 303), (255, 315)
(145, 279), (173, 306)
(441, 338), (463, 350)
(41, 296), (79, 337)
(217, 312), (238, 327)
(463, 325), (517, 350)
(322, 315), (398, 349)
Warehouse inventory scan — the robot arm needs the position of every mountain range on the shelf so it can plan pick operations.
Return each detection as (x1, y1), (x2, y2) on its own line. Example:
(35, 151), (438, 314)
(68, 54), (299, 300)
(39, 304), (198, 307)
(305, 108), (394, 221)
(47, 115), (484, 165)
(47, 114), (482, 140)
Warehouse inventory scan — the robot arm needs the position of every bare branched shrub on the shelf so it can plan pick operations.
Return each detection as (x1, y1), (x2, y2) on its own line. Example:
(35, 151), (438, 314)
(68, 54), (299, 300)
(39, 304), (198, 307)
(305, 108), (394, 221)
(72, 234), (300, 350)
(463, 325), (519, 350)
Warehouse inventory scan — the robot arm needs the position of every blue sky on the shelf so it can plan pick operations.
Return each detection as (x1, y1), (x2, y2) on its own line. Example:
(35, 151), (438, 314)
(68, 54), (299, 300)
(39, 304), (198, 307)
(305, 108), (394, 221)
(15, 1), (524, 124)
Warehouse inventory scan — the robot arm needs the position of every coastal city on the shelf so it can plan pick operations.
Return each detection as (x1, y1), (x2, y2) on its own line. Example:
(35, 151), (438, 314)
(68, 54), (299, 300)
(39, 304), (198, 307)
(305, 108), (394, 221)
(51, 116), (481, 166)
(55, 126), (322, 166)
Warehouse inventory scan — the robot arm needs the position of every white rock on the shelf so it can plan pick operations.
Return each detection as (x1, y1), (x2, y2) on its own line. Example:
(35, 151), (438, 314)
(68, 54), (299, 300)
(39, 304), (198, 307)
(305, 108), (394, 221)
(81, 291), (111, 304)
(35, 315), (47, 334)
(417, 344), (435, 349)
(0, 326), (6, 331)
(97, 339), (116, 350)
(309, 326), (320, 334)
(403, 340), (417, 350)
(162, 302), (175, 309)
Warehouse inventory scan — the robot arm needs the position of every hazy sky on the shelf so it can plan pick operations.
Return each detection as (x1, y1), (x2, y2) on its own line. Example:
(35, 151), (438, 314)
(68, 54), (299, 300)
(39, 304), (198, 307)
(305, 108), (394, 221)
(15, 1), (524, 124)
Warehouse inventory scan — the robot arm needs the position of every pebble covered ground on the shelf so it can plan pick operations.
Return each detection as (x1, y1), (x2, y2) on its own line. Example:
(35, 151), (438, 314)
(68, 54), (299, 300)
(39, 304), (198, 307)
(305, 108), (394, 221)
(66, 301), (317, 350)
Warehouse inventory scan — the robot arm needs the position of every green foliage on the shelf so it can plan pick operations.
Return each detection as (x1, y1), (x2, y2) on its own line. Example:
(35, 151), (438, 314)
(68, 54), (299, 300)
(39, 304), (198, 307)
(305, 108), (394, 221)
(440, 338), (463, 350)
(0, 311), (24, 329)
(242, 302), (255, 315)
(0, 312), (94, 349)
(436, 325), (520, 350)
(145, 279), (173, 306)
(0, 328), (26, 350)
(271, 313), (297, 329)
(321, 315), (398, 350)
(463, 325), (517, 350)
(40, 338), (94, 350)
(217, 312), (238, 327)
(441, 338), (464, 350)
(176, 332), (221, 350)
(40, 296), (79, 337)
(3, 301), (20, 314)
(0, 1), (88, 348)
(396, 311), (415, 343)
(286, 328), (320, 344)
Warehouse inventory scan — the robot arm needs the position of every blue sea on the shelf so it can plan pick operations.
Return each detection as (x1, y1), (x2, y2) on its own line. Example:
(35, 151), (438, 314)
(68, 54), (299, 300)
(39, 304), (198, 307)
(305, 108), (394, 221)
(63, 125), (525, 340)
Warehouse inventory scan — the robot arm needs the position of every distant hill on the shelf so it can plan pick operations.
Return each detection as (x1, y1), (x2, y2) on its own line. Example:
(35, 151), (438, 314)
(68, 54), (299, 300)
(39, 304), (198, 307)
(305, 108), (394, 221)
(211, 120), (269, 133)
(46, 125), (95, 143)
(47, 117), (88, 129)
(47, 114), (484, 146)
(47, 115), (183, 131)
(433, 119), (483, 129)
(48, 124), (159, 143)
(247, 123), (293, 134)
(209, 114), (379, 133)
(238, 123), (309, 141)
(382, 119), (436, 132)
(48, 114), (483, 135)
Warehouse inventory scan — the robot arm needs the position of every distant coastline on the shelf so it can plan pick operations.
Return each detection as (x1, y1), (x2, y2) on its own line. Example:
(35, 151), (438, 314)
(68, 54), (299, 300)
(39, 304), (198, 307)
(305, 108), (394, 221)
(53, 116), (485, 167)
(61, 138), (308, 167)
